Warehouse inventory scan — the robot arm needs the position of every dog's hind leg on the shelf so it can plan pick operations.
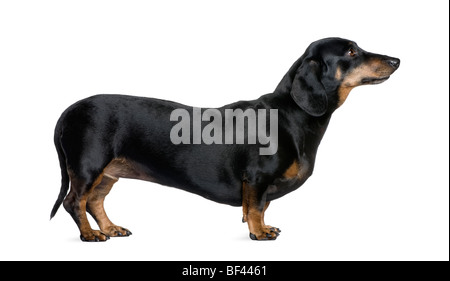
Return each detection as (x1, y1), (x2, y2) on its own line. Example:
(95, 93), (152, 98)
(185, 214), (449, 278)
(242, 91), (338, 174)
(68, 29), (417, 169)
(86, 174), (132, 237)
(63, 172), (110, 242)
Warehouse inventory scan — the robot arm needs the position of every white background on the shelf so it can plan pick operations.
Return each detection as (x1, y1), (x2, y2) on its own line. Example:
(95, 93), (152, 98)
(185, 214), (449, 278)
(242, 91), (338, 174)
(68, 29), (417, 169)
(0, 0), (448, 261)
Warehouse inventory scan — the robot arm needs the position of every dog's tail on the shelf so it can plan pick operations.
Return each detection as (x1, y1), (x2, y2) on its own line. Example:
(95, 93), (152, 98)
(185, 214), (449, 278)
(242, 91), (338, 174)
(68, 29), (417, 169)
(50, 117), (70, 220)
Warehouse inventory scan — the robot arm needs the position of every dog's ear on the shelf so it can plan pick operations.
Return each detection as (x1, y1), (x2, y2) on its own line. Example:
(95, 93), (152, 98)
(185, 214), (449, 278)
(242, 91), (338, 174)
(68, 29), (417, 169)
(291, 59), (328, 117)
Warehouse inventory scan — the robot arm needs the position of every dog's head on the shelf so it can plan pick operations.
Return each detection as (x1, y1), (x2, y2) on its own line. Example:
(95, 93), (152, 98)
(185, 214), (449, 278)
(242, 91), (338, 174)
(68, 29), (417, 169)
(276, 38), (400, 116)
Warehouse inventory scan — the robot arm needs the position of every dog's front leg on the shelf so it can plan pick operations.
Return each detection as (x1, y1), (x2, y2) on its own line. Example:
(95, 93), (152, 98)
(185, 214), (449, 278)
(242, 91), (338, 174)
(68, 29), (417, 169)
(242, 182), (280, 240)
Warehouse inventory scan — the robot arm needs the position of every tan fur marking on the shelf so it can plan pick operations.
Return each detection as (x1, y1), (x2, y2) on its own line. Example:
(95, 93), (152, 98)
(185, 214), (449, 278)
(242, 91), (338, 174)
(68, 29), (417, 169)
(282, 159), (310, 181)
(103, 173), (118, 181)
(337, 86), (354, 107)
(242, 182), (249, 223)
(283, 161), (300, 179)
(335, 67), (342, 80)
(103, 157), (154, 181)
(337, 58), (393, 108)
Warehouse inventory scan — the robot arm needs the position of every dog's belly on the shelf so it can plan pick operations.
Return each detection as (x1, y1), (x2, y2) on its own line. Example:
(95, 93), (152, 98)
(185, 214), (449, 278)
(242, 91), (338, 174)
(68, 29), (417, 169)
(179, 181), (243, 206)
(103, 157), (243, 206)
(156, 179), (243, 207)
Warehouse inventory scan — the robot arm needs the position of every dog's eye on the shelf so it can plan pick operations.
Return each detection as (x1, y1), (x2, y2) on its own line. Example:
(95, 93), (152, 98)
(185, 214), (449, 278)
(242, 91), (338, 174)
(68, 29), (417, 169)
(347, 48), (357, 57)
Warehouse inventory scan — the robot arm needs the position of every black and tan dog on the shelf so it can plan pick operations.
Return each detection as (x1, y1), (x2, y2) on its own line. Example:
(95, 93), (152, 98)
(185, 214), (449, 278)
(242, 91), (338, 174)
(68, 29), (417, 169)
(51, 38), (399, 241)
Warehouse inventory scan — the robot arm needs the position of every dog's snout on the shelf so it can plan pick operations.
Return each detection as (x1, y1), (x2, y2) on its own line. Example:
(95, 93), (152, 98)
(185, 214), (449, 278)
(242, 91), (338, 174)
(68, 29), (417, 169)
(387, 57), (400, 70)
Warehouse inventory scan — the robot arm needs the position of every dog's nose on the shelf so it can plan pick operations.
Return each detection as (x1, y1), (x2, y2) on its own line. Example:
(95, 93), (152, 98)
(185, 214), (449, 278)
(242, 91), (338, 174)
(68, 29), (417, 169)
(387, 58), (400, 69)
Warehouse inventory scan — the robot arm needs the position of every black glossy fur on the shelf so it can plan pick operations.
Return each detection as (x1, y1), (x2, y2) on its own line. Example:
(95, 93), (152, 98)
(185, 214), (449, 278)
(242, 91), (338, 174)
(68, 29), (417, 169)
(51, 38), (400, 241)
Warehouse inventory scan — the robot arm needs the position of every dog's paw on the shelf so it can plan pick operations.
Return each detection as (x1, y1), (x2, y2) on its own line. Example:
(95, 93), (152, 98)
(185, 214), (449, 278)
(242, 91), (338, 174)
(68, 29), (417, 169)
(80, 230), (110, 242)
(266, 225), (281, 234)
(102, 225), (132, 237)
(249, 226), (280, 241)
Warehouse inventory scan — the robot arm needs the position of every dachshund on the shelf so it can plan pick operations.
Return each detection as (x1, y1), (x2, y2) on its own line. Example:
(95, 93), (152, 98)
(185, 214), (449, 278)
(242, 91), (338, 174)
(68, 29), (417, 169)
(51, 37), (400, 241)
